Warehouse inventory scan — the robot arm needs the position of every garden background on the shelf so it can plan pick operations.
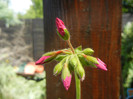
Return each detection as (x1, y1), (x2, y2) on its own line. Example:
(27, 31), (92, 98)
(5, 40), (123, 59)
(0, 0), (133, 99)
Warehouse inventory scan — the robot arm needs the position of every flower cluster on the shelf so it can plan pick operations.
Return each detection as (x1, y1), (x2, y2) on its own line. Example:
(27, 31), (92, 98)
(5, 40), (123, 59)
(36, 18), (107, 91)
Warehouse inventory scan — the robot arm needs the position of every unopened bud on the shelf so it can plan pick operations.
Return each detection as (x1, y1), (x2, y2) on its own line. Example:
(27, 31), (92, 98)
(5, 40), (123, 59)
(35, 56), (51, 65)
(56, 18), (70, 40)
(95, 58), (107, 71)
(61, 62), (71, 90)
(41, 51), (62, 63)
(83, 48), (94, 55)
(69, 55), (78, 68)
(84, 55), (98, 64)
(53, 58), (66, 76)
(75, 61), (85, 81)
(78, 54), (97, 68)
(78, 54), (90, 66)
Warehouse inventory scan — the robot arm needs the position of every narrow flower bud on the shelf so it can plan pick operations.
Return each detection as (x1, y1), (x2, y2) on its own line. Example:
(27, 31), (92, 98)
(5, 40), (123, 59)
(53, 62), (63, 76)
(69, 55), (78, 68)
(56, 18), (70, 40)
(84, 55), (98, 64)
(95, 58), (107, 71)
(78, 54), (90, 66)
(53, 58), (66, 76)
(36, 51), (62, 65)
(78, 54), (97, 68)
(35, 56), (51, 65)
(75, 61), (85, 81)
(83, 48), (94, 55)
(61, 62), (71, 90)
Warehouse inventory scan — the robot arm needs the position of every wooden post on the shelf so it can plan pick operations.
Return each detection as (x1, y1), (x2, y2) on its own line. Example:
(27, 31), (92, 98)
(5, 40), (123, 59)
(43, 0), (121, 99)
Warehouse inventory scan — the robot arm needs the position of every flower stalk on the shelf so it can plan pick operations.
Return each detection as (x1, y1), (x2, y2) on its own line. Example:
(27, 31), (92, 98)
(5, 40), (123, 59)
(66, 38), (81, 99)
(66, 39), (75, 54)
(35, 17), (107, 99)
(75, 71), (81, 99)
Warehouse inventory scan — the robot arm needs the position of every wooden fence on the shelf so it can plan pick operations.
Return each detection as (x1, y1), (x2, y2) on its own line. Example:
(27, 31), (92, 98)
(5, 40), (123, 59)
(43, 0), (122, 99)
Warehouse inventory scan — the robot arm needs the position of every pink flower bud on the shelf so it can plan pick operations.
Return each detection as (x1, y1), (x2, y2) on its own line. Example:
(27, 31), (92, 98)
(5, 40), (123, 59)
(56, 18), (70, 40)
(36, 50), (63, 65)
(62, 75), (72, 91)
(56, 18), (66, 36)
(95, 58), (107, 71)
(35, 56), (51, 65)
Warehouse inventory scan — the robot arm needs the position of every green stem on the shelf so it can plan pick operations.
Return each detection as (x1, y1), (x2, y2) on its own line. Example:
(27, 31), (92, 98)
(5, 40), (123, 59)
(66, 39), (81, 99)
(66, 39), (75, 54)
(75, 71), (81, 99)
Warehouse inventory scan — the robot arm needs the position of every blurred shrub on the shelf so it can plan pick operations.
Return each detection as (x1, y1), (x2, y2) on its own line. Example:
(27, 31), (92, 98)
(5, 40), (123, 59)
(0, 0), (21, 27)
(122, 22), (133, 92)
(0, 62), (46, 99)
(122, 0), (133, 13)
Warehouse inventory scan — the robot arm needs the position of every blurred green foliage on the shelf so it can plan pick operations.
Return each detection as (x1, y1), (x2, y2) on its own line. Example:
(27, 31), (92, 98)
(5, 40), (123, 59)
(18, 0), (43, 19)
(0, 0), (21, 27)
(0, 62), (46, 99)
(122, 22), (133, 94)
(122, 0), (133, 13)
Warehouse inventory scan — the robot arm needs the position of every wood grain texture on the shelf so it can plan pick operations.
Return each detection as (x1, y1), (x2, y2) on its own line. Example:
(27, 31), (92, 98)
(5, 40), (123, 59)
(43, 0), (122, 99)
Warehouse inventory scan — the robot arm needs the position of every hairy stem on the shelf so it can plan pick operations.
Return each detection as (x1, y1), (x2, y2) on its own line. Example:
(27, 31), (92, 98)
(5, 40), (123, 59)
(66, 39), (75, 54)
(75, 71), (81, 99)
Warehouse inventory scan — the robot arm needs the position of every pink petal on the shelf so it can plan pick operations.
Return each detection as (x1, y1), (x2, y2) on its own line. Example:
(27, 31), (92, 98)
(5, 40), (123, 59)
(56, 18), (66, 36)
(35, 56), (51, 65)
(63, 75), (72, 90)
(95, 58), (107, 71)
(97, 58), (106, 66)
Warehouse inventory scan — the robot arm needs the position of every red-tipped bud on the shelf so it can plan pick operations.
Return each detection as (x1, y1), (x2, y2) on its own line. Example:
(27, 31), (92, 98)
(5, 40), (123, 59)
(83, 55), (98, 64)
(61, 62), (71, 90)
(56, 18), (70, 40)
(95, 58), (107, 71)
(36, 51), (62, 65)
(35, 56), (51, 65)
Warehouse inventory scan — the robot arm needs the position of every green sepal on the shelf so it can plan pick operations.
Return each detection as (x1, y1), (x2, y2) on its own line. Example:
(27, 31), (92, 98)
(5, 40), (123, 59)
(55, 55), (67, 61)
(75, 60), (85, 81)
(69, 54), (78, 68)
(53, 57), (67, 76)
(75, 46), (82, 53)
(78, 54), (97, 68)
(78, 54), (90, 66)
(42, 51), (56, 56)
(62, 49), (72, 54)
(61, 61), (71, 80)
(86, 56), (98, 64)
(83, 48), (94, 55)
(57, 29), (70, 41)
(64, 29), (70, 40)
(42, 50), (63, 62)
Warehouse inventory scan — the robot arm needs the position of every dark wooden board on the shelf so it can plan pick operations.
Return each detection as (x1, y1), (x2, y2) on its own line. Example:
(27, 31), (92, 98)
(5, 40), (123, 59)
(43, 0), (122, 99)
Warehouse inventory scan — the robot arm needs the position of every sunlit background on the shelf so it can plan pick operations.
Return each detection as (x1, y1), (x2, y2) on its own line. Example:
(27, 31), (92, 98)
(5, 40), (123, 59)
(9, 0), (32, 14)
